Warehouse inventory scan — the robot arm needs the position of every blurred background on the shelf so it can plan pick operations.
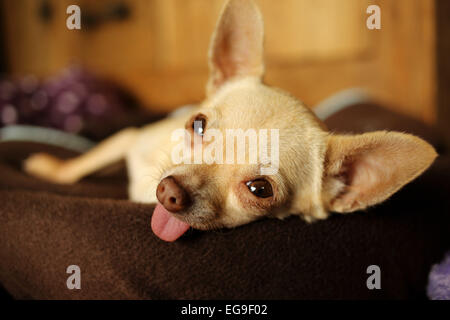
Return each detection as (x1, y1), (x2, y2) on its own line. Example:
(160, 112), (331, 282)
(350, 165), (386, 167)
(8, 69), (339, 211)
(0, 0), (449, 145)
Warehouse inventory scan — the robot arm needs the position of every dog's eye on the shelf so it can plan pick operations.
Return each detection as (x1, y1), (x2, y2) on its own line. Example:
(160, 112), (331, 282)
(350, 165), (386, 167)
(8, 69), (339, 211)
(246, 179), (273, 198)
(191, 114), (207, 137)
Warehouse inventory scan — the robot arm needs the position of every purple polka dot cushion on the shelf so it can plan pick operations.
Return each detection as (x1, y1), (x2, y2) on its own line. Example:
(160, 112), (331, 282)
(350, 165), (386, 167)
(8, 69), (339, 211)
(0, 66), (148, 141)
(427, 252), (450, 300)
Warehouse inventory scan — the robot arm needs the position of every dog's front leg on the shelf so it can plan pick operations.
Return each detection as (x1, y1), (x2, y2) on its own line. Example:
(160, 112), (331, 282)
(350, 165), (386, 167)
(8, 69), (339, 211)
(23, 128), (138, 184)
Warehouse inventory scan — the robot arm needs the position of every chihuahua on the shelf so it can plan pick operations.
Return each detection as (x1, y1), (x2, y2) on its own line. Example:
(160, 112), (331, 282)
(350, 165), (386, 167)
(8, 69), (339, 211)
(24, 0), (437, 242)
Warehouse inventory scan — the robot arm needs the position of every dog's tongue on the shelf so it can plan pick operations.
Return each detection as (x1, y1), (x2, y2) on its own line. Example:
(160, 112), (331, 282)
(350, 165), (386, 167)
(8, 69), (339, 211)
(151, 203), (190, 242)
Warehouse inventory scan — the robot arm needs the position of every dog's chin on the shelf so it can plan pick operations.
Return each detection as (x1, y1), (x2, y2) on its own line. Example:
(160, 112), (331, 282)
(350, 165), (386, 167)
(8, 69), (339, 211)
(173, 212), (222, 231)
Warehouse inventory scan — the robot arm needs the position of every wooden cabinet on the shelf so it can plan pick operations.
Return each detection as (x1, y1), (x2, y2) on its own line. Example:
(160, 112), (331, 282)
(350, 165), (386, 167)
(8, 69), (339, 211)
(1, 0), (437, 124)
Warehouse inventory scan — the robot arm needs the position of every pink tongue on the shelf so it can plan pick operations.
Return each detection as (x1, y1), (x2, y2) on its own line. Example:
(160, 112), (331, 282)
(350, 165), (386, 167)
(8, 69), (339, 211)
(151, 203), (191, 242)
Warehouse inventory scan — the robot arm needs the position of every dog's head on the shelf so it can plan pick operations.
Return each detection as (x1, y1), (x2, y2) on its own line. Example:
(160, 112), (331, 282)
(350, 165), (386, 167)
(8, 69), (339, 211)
(151, 0), (437, 241)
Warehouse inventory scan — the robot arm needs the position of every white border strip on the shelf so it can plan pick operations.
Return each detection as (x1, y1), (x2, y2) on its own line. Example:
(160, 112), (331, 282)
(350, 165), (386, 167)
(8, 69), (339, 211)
(0, 125), (95, 152)
(313, 88), (372, 121)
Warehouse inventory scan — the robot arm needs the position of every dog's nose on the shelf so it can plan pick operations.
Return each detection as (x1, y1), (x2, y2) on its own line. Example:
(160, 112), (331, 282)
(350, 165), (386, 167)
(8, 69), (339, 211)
(156, 176), (191, 212)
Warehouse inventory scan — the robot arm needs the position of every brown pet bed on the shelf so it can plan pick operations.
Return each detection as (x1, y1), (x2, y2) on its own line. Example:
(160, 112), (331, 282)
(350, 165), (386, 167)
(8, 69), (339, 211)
(0, 103), (449, 299)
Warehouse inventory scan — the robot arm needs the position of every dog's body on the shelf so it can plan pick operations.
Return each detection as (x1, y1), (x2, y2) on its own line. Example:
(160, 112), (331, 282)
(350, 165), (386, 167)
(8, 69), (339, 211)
(24, 0), (437, 241)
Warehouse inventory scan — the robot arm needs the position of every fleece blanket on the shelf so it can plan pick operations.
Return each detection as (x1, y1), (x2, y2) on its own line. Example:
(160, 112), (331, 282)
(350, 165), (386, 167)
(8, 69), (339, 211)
(0, 103), (449, 299)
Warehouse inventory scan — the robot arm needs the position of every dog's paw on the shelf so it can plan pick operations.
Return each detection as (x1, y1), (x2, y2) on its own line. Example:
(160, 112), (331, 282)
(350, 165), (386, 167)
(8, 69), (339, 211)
(23, 153), (75, 184)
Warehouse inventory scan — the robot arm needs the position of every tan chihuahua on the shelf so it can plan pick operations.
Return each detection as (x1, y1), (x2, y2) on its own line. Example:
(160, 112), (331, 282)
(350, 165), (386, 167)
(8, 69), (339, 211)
(24, 0), (437, 242)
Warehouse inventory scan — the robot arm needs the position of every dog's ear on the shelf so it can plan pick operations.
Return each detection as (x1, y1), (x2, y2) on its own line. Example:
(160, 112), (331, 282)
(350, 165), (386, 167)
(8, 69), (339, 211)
(206, 0), (264, 95)
(322, 131), (437, 213)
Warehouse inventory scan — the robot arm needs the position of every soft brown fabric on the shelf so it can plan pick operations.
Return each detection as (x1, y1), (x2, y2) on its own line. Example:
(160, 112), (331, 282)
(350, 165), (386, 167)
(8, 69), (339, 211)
(0, 104), (449, 299)
(324, 103), (447, 153)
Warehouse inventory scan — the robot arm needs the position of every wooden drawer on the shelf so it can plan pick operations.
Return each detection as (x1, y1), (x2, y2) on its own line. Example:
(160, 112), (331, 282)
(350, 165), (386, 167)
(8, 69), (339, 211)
(1, 0), (437, 124)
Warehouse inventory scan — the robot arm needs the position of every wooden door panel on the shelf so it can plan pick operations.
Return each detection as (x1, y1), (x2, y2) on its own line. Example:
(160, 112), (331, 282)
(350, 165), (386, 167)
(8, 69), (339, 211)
(260, 0), (372, 63)
(1, 0), (436, 124)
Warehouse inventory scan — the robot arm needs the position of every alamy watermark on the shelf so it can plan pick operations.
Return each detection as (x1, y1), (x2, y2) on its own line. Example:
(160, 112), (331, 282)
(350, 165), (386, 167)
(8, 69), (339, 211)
(66, 5), (81, 30)
(366, 265), (381, 290)
(171, 121), (280, 175)
(66, 265), (81, 290)
(366, 5), (381, 30)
